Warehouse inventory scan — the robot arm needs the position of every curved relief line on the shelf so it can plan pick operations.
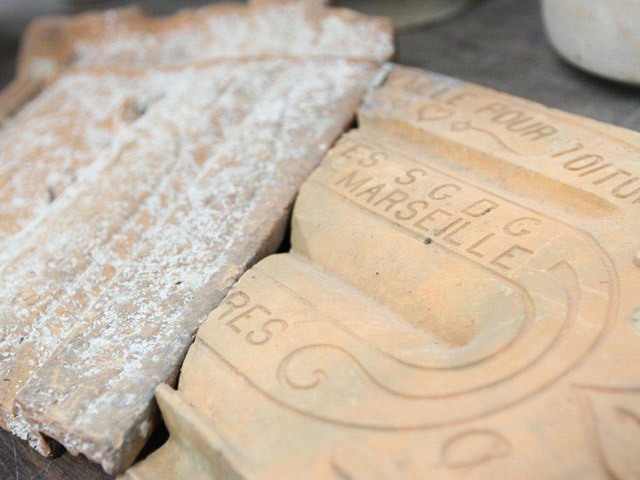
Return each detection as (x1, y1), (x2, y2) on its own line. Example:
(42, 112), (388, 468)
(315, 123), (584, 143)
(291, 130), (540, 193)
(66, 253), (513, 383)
(269, 254), (606, 404)
(616, 407), (640, 426)
(331, 460), (353, 480)
(573, 386), (611, 479)
(573, 385), (640, 480)
(275, 264), (563, 402)
(262, 250), (534, 373)
(278, 341), (543, 401)
(547, 260), (580, 337)
(201, 333), (623, 431)
(571, 229), (620, 355)
(266, 247), (588, 400)
(575, 384), (640, 394)
(277, 343), (431, 399)
(267, 261), (615, 425)
(441, 428), (512, 469)
(278, 347), (327, 390)
(450, 120), (522, 156)
(261, 255), (535, 371)
(277, 276), (565, 402)
(421, 256), (595, 397)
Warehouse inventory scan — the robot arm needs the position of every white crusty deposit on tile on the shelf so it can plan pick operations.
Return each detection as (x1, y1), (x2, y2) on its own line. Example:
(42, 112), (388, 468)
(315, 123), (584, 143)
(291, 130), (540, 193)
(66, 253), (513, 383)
(70, 2), (393, 68)
(3, 58), (379, 471)
(0, 72), (152, 247)
(0, 0), (393, 472)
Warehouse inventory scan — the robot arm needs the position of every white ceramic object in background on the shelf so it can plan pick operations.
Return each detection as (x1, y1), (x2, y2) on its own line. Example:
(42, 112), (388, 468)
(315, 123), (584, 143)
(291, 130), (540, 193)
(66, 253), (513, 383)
(542, 0), (640, 85)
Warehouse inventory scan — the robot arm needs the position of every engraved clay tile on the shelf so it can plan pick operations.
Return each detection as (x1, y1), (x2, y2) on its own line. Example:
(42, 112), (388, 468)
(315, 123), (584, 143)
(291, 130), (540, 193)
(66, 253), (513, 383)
(0, 0), (393, 473)
(124, 66), (640, 479)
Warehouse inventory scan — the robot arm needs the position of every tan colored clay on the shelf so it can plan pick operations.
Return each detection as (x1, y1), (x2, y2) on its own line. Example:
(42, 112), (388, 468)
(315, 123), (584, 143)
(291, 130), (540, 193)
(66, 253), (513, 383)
(0, 1), (392, 474)
(126, 66), (640, 479)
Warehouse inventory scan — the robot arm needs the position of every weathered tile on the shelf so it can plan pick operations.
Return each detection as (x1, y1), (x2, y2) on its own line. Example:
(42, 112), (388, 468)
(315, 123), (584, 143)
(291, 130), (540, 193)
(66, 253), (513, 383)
(0, 0), (392, 249)
(0, 72), (153, 245)
(126, 66), (640, 479)
(0, 0), (392, 473)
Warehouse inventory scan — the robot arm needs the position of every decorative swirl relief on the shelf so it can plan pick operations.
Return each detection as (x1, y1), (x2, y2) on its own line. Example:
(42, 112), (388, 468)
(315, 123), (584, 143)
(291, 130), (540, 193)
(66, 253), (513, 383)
(278, 345), (330, 390)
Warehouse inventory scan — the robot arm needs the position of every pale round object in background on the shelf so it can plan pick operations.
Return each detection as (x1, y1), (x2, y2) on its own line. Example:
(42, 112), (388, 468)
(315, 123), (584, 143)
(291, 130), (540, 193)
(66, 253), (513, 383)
(334, 0), (475, 29)
(542, 0), (640, 85)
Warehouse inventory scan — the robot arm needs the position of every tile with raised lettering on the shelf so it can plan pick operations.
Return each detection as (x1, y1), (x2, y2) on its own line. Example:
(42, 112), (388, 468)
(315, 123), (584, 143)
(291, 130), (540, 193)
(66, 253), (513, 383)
(125, 66), (640, 479)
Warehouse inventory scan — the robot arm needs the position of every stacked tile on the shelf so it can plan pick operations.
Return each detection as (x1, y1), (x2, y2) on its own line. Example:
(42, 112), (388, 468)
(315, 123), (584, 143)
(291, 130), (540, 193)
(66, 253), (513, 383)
(0, 0), (393, 473)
